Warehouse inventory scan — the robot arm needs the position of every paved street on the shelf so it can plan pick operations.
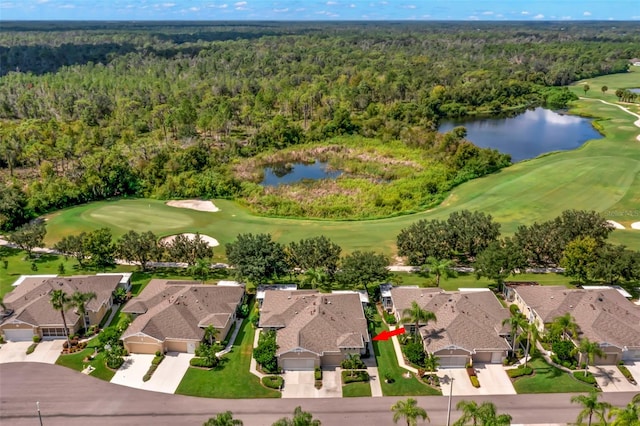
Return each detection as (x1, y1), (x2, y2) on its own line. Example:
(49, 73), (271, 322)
(1, 363), (637, 426)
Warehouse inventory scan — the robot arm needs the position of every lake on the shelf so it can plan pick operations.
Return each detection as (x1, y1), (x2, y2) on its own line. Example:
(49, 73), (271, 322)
(630, 88), (640, 94)
(438, 107), (602, 162)
(261, 160), (342, 186)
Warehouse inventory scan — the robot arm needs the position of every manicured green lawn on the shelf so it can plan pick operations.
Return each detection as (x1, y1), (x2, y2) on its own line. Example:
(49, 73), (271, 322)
(175, 315), (280, 398)
(512, 357), (597, 394)
(55, 338), (115, 381)
(342, 382), (372, 397)
(42, 70), (640, 258)
(372, 320), (441, 396)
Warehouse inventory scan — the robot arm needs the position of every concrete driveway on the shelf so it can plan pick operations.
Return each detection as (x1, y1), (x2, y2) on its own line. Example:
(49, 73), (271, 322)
(110, 352), (193, 394)
(590, 364), (639, 392)
(439, 364), (515, 396)
(0, 340), (63, 364)
(281, 368), (342, 398)
(625, 361), (640, 384)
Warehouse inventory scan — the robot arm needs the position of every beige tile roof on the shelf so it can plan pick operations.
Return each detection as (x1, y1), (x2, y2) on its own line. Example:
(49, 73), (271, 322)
(390, 287), (511, 354)
(122, 279), (244, 342)
(515, 286), (640, 349)
(259, 290), (368, 356)
(1, 275), (122, 329)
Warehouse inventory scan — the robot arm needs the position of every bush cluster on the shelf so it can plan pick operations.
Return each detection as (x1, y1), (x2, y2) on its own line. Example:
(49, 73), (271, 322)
(342, 370), (369, 384)
(507, 366), (533, 378)
(617, 364), (635, 382)
(190, 357), (216, 368)
(573, 371), (597, 385)
(262, 375), (284, 389)
(314, 367), (322, 381)
(466, 366), (480, 388)
(26, 343), (38, 355)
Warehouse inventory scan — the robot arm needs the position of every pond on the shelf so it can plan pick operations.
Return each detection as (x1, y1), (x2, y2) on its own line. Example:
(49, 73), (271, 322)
(438, 107), (602, 162)
(629, 88), (640, 94)
(261, 160), (342, 186)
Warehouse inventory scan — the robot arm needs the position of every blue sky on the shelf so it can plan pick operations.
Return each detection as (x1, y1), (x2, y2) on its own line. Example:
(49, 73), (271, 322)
(1, 0), (639, 21)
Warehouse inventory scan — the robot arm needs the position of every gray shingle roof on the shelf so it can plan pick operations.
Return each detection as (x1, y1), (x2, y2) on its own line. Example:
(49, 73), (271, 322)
(122, 279), (244, 342)
(390, 287), (510, 354)
(515, 286), (640, 348)
(259, 290), (369, 356)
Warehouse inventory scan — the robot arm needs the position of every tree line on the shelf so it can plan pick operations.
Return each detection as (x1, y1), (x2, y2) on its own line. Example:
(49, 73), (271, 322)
(2, 22), (639, 228)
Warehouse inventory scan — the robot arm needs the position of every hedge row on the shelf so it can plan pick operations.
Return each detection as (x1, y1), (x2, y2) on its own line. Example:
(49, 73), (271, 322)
(190, 357), (215, 368)
(573, 371), (597, 385)
(507, 366), (533, 378)
(342, 370), (369, 384)
(262, 375), (284, 389)
(617, 364), (635, 382)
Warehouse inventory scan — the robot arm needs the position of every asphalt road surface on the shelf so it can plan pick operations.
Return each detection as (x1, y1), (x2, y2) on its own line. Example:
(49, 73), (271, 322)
(0, 363), (636, 426)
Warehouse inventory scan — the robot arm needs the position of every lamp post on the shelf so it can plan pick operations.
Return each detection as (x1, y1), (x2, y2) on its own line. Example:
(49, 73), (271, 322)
(36, 401), (43, 426)
(446, 376), (454, 426)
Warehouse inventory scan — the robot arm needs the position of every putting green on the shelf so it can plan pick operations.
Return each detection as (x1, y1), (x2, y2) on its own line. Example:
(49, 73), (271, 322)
(44, 70), (640, 259)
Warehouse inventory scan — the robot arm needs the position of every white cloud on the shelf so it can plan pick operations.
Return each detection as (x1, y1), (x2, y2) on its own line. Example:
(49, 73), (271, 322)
(349, 3), (355, 8)
(234, 1), (246, 6)
(36, 0), (50, 4)
(482, 11), (493, 15)
(58, 3), (75, 8)
(467, 15), (479, 20)
(521, 11), (530, 15)
(0, 1), (15, 8)
(560, 16), (572, 20)
(533, 14), (544, 19)
(403, 4), (416, 9)
(496, 13), (504, 18)
(583, 11), (591, 16)
(326, 1), (337, 4)
(160, 3), (175, 7)
(273, 7), (288, 12)
(189, 6), (200, 11)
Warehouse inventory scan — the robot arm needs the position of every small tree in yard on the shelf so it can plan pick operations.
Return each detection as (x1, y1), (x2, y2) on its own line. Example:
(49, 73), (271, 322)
(253, 330), (278, 373)
(574, 337), (604, 372)
(583, 84), (590, 95)
(203, 325), (220, 346)
(571, 391), (612, 426)
(422, 257), (456, 287)
(49, 289), (72, 349)
(401, 301), (436, 337)
(8, 220), (46, 258)
(204, 411), (243, 426)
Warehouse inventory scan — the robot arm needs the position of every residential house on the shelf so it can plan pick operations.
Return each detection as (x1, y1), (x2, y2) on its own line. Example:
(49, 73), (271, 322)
(121, 279), (244, 354)
(0, 274), (126, 341)
(259, 290), (369, 370)
(510, 286), (640, 364)
(390, 287), (511, 367)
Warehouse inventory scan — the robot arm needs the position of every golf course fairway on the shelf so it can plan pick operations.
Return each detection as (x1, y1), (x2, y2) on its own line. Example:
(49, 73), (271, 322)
(44, 69), (640, 260)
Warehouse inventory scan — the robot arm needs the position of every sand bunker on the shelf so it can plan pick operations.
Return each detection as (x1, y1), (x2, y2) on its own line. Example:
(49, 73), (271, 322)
(631, 222), (640, 230)
(166, 200), (220, 212)
(160, 233), (219, 247)
(607, 220), (626, 230)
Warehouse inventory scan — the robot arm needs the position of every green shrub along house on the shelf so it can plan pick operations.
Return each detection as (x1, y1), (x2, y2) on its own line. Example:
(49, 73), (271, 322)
(259, 290), (369, 370)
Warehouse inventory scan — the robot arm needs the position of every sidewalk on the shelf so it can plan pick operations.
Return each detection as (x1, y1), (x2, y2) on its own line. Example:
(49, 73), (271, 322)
(249, 327), (267, 379)
(216, 319), (242, 357)
(389, 325), (418, 374)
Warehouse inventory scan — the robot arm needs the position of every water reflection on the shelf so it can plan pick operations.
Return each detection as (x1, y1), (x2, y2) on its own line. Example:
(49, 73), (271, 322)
(261, 160), (342, 186)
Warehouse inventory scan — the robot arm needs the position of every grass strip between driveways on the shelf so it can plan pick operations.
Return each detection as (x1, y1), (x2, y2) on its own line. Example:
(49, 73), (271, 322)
(342, 381), (372, 397)
(175, 314), (280, 398)
(372, 318), (441, 397)
(512, 356), (597, 394)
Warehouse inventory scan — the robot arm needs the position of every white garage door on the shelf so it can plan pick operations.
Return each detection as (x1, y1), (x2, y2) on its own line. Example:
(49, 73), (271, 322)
(3, 328), (35, 342)
(438, 356), (468, 368)
(281, 358), (315, 371)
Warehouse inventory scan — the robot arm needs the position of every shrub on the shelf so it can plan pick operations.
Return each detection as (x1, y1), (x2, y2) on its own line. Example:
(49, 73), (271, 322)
(26, 343), (38, 355)
(617, 365), (634, 382)
(262, 375), (284, 389)
(341, 354), (366, 370)
(32, 335), (41, 343)
(190, 357), (216, 368)
(143, 365), (158, 382)
(470, 375), (480, 388)
(552, 340), (575, 362)
(384, 312), (397, 325)
(152, 354), (164, 366)
(403, 341), (426, 367)
(314, 367), (322, 381)
(509, 304), (521, 316)
(573, 371), (597, 385)
(254, 330), (278, 373)
(507, 366), (533, 378)
(155, 350), (162, 357)
(383, 371), (395, 383)
(106, 356), (124, 369)
(342, 370), (369, 384)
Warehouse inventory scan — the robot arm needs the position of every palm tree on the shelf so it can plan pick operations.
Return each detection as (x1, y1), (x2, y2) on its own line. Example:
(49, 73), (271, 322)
(571, 391), (612, 426)
(476, 402), (512, 426)
(423, 257), (457, 287)
(71, 291), (96, 333)
(502, 314), (526, 358)
(633, 394), (640, 404)
(574, 338), (604, 371)
(424, 353), (439, 373)
(203, 325), (220, 346)
(303, 267), (327, 289)
(550, 313), (578, 341)
(391, 398), (430, 426)
(454, 400), (482, 426)
(516, 321), (539, 368)
(272, 406), (321, 426)
(50, 289), (72, 348)
(609, 402), (640, 426)
(203, 411), (243, 426)
(401, 301), (437, 337)
(454, 401), (511, 426)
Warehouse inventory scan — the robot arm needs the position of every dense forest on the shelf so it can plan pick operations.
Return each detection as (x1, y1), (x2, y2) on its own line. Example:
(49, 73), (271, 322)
(1, 21), (639, 229)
